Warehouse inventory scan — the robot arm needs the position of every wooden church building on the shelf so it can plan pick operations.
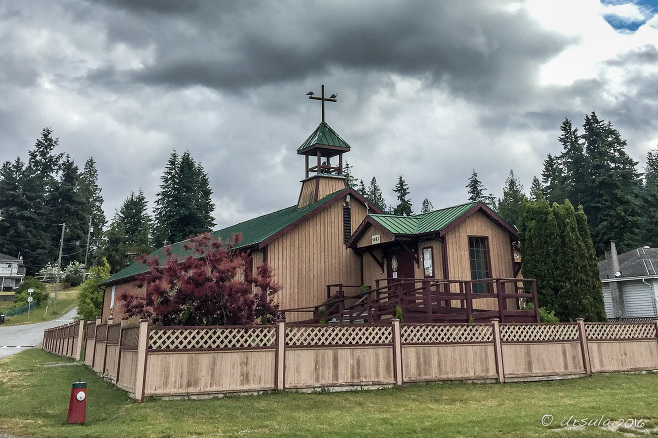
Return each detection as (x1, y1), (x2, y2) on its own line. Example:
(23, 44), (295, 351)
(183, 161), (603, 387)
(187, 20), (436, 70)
(101, 88), (537, 324)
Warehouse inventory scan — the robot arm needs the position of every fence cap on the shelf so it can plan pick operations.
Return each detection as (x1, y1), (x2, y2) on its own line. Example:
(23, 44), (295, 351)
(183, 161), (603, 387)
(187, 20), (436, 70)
(72, 381), (87, 389)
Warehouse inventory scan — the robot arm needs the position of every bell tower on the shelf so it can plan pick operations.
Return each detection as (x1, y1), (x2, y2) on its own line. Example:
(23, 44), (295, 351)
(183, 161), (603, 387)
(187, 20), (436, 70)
(297, 85), (351, 208)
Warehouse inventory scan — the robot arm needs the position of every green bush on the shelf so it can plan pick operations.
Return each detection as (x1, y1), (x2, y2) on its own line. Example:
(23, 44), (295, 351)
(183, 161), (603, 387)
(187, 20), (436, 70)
(76, 258), (110, 321)
(13, 277), (49, 308)
(523, 301), (560, 323)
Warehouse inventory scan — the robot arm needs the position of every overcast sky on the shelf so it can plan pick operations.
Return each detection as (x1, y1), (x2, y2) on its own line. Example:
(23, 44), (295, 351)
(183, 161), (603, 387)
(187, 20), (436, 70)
(1, 0), (657, 229)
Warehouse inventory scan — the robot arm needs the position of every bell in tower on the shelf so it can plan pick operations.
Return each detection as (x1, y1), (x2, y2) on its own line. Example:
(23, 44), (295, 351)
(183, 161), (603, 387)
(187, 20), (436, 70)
(297, 85), (351, 208)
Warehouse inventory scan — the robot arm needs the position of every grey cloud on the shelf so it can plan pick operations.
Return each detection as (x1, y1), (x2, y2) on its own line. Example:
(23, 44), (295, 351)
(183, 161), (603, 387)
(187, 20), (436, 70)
(81, 0), (567, 104)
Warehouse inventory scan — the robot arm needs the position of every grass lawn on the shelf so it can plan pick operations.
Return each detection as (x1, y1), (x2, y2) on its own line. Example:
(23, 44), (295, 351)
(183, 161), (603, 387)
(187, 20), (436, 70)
(1, 286), (78, 326)
(0, 349), (657, 437)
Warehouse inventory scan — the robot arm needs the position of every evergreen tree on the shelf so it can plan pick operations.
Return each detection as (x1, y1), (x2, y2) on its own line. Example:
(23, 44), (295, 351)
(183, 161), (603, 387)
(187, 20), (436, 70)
(392, 175), (413, 216)
(519, 199), (605, 321)
(119, 190), (152, 256)
(541, 153), (567, 204)
(580, 112), (641, 254)
(466, 169), (496, 209)
(0, 158), (30, 260)
(48, 155), (87, 266)
(466, 170), (485, 202)
(343, 162), (357, 188)
(27, 128), (65, 268)
(421, 198), (434, 213)
(153, 151), (215, 245)
(557, 118), (587, 207)
(79, 157), (106, 265)
(518, 198), (560, 312)
(101, 213), (129, 274)
(639, 148), (658, 247)
(356, 179), (367, 198)
(497, 170), (527, 227)
(366, 177), (386, 212)
(529, 176), (544, 201)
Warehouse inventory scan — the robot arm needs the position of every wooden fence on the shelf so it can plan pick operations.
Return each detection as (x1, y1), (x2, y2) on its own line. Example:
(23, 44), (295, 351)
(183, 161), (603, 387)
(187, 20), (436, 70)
(43, 318), (658, 401)
(42, 320), (85, 361)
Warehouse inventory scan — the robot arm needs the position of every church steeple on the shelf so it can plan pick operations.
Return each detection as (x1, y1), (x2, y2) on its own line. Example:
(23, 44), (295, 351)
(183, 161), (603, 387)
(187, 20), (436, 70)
(297, 85), (351, 208)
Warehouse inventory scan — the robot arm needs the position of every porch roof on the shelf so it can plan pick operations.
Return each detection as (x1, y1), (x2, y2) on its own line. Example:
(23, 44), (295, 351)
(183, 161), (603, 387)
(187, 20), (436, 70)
(348, 201), (517, 248)
(369, 202), (477, 235)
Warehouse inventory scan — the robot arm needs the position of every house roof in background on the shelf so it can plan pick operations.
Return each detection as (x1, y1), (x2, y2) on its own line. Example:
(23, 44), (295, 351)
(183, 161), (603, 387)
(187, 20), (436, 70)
(598, 247), (658, 280)
(0, 253), (23, 263)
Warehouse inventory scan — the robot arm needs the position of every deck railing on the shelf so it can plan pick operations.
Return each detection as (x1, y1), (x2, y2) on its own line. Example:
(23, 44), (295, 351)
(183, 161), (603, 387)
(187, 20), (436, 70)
(281, 278), (539, 324)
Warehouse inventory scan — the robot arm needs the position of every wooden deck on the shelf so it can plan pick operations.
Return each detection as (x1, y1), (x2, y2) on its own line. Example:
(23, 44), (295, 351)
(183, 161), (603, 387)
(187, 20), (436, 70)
(282, 278), (540, 324)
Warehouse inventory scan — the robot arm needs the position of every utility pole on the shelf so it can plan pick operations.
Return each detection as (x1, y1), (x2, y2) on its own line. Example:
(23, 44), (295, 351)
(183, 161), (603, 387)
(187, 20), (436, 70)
(54, 223), (65, 313)
(84, 216), (92, 267)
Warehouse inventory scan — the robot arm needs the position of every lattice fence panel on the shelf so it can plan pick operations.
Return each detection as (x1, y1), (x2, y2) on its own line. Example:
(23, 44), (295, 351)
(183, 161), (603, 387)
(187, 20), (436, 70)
(401, 324), (493, 344)
(149, 326), (276, 350)
(286, 325), (392, 346)
(585, 323), (656, 341)
(500, 323), (579, 342)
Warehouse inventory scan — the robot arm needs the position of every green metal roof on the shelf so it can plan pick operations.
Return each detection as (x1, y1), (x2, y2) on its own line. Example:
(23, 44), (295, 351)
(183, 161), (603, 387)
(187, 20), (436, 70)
(369, 202), (478, 235)
(297, 122), (351, 153)
(102, 188), (351, 285)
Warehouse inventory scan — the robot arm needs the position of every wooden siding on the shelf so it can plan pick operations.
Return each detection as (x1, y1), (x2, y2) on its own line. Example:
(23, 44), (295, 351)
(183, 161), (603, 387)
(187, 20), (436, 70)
(269, 198), (368, 318)
(362, 248), (386, 290)
(356, 224), (394, 249)
(444, 212), (515, 309)
(102, 280), (143, 322)
(444, 211), (515, 281)
(297, 176), (347, 208)
(413, 240), (444, 279)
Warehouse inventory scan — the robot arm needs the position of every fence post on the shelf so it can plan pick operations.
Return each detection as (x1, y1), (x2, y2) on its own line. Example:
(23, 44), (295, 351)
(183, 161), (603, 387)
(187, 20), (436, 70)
(576, 318), (592, 376)
(133, 319), (149, 402)
(74, 320), (85, 361)
(275, 321), (286, 391)
(392, 319), (403, 386)
(91, 317), (101, 369)
(491, 319), (505, 383)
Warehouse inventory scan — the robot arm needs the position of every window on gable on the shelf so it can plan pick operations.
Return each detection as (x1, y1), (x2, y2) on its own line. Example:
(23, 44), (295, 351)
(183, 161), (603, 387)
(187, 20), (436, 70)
(469, 236), (491, 293)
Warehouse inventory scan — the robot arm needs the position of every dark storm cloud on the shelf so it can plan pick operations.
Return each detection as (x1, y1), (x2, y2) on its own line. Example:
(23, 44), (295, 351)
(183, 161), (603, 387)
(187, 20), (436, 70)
(84, 0), (567, 104)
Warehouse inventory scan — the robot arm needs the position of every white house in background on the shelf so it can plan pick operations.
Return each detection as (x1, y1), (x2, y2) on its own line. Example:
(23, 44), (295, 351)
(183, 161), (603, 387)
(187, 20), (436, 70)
(0, 253), (26, 291)
(598, 246), (658, 319)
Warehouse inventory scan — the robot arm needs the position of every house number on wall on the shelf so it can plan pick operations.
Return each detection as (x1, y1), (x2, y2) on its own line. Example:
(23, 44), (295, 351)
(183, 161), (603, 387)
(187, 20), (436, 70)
(372, 234), (381, 245)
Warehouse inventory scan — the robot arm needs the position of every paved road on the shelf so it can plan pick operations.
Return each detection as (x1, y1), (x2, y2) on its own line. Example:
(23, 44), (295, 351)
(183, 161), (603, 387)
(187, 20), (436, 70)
(0, 307), (78, 360)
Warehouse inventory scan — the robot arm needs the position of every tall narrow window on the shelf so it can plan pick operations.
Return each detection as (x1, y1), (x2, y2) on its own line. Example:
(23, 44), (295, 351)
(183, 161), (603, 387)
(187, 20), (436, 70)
(469, 237), (491, 293)
(343, 205), (351, 243)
